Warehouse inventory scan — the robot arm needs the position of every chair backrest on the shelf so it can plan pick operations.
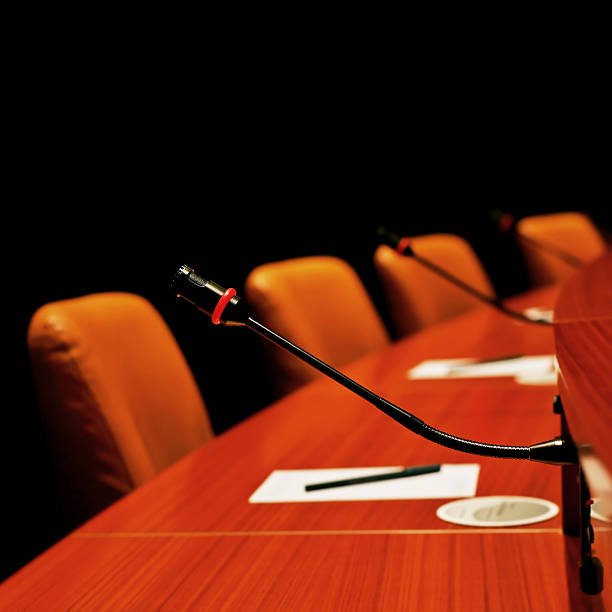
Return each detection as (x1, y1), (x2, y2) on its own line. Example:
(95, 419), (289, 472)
(373, 234), (496, 337)
(516, 212), (607, 286)
(27, 292), (214, 526)
(244, 256), (390, 395)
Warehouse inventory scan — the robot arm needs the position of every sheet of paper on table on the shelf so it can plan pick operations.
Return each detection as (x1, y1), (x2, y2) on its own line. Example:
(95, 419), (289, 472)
(249, 464), (480, 503)
(407, 355), (557, 385)
(522, 307), (554, 323)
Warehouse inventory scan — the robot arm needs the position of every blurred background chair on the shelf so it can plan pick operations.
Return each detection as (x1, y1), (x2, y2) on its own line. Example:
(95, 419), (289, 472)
(27, 292), (214, 529)
(515, 212), (607, 287)
(373, 234), (496, 337)
(244, 256), (390, 396)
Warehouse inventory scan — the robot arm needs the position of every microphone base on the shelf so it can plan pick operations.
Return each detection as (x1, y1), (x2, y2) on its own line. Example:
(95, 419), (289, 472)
(529, 437), (577, 465)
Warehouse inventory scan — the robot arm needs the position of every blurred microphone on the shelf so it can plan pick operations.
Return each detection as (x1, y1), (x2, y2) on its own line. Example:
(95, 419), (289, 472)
(172, 264), (573, 465)
(489, 209), (584, 268)
(376, 227), (553, 326)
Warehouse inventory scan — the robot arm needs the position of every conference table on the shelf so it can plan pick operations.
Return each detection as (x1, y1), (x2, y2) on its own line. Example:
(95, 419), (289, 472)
(2, 255), (611, 610)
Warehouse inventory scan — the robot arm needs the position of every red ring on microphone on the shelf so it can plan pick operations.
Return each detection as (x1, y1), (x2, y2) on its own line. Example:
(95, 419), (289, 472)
(396, 237), (412, 255)
(498, 213), (514, 233)
(211, 288), (237, 325)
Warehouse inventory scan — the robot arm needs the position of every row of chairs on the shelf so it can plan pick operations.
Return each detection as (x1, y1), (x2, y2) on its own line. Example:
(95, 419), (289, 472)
(245, 235), (493, 396)
(246, 211), (607, 394)
(26, 212), (606, 527)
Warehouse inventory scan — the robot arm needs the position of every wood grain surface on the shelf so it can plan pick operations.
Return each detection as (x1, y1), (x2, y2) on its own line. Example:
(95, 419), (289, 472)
(555, 252), (612, 479)
(555, 250), (612, 609)
(4, 532), (610, 611)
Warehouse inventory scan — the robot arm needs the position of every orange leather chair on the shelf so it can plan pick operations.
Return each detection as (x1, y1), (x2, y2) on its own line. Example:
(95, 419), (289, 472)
(244, 256), (390, 396)
(27, 292), (214, 527)
(515, 212), (607, 287)
(373, 234), (496, 337)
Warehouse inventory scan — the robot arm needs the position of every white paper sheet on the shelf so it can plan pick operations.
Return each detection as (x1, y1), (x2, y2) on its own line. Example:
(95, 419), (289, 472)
(407, 355), (556, 384)
(249, 464), (480, 503)
(522, 307), (554, 323)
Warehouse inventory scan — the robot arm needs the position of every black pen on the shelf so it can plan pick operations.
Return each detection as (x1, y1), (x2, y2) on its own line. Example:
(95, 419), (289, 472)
(304, 464), (441, 492)
(446, 354), (524, 374)
(464, 354), (523, 366)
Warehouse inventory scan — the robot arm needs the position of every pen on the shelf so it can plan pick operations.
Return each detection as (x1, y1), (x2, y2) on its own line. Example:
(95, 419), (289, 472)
(464, 354), (523, 365)
(447, 354), (524, 374)
(304, 464), (441, 492)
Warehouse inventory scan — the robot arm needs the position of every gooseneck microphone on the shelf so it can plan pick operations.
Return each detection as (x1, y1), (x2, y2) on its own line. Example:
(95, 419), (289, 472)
(489, 209), (584, 268)
(172, 264), (574, 466)
(376, 227), (553, 326)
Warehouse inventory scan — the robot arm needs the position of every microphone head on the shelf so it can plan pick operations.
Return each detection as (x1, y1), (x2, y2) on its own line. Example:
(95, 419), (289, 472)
(376, 226), (400, 248)
(172, 265), (248, 326)
(376, 227), (414, 256)
(489, 209), (515, 233)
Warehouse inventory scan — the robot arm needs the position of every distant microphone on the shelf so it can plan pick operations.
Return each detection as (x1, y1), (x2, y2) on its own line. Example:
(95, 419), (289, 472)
(489, 209), (584, 268)
(172, 264), (574, 465)
(376, 227), (553, 326)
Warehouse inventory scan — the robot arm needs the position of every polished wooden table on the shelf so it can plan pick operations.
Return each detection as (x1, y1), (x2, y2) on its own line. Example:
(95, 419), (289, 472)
(2, 277), (610, 610)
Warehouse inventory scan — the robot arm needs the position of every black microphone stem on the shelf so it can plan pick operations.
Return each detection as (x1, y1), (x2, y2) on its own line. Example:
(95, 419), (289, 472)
(513, 232), (584, 268)
(172, 265), (575, 467)
(376, 227), (552, 326)
(245, 317), (570, 464)
(411, 253), (552, 326)
(489, 209), (584, 268)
